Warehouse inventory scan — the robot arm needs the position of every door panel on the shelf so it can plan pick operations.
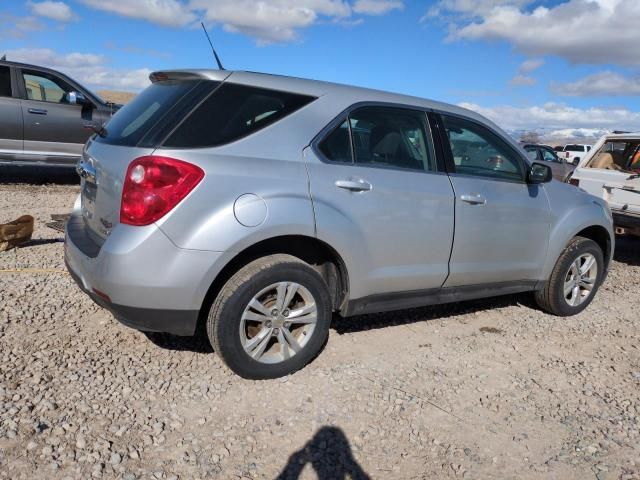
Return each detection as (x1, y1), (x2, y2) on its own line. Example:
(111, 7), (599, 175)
(306, 151), (455, 299)
(439, 114), (551, 286)
(19, 69), (95, 157)
(445, 176), (550, 286)
(0, 97), (22, 153)
(0, 65), (22, 155)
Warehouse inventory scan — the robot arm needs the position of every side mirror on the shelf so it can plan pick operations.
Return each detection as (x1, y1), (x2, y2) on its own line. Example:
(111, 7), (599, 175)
(571, 158), (580, 166)
(67, 91), (91, 106)
(528, 162), (552, 184)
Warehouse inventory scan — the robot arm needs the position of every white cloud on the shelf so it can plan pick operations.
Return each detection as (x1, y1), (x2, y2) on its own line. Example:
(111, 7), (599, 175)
(433, 0), (640, 66)
(5, 48), (151, 90)
(552, 71), (640, 97)
(353, 0), (403, 15)
(0, 14), (44, 39)
(510, 74), (536, 86)
(77, 0), (401, 44)
(424, 0), (531, 20)
(519, 58), (543, 74)
(509, 57), (543, 86)
(79, 0), (195, 27)
(28, 1), (77, 22)
(460, 101), (640, 132)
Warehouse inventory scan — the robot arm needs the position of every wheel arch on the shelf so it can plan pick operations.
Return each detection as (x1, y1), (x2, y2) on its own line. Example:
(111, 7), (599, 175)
(197, 235), (350, 331)
(575, 224), (612, 270)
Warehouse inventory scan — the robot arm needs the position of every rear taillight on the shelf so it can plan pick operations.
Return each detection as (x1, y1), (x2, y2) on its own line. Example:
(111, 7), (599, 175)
(569, 178), (579, 186)
(120, 155), (204, 226)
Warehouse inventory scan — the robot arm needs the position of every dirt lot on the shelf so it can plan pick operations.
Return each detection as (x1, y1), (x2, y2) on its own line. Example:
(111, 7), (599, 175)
(0, 177), (639, 480)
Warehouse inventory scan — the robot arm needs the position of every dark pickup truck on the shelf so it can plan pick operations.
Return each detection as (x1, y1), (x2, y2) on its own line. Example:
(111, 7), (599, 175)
(0, 60), (122, 167)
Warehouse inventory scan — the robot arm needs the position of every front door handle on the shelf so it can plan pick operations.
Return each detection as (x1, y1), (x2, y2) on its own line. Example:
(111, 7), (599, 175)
(28, 108), (47, 115)
(460, 193), (486, 205)
(335, 179), (372, 192)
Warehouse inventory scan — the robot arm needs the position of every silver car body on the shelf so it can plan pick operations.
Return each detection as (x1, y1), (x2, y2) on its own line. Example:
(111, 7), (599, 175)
(65, 70), (614, 335)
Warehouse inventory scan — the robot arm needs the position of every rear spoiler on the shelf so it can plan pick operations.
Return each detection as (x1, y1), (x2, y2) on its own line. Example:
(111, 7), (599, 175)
(149, 70), (231, 83)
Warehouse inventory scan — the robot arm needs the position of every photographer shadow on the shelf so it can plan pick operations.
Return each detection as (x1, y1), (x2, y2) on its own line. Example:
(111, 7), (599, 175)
(276, 426), (370, 480)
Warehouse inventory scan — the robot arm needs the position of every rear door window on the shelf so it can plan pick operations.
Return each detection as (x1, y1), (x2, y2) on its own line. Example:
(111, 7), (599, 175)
(163, 83), (316, 148)
(95, 80), (215, 147)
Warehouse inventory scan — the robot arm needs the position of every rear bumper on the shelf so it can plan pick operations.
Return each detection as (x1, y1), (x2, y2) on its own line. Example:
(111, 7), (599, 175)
(64, 210), (224, 336)
(612, 209), (640, 236)
(66, 258), (199, 335)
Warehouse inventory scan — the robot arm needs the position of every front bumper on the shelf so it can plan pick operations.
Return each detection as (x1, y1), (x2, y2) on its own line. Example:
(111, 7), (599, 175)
(64, 211), (223, 336)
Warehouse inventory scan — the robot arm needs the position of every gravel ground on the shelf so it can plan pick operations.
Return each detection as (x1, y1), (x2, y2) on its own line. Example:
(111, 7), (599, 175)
(0, 177), (639, 480)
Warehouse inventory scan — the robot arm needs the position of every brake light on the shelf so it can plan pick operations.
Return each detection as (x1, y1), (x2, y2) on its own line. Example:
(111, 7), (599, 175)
(120, 155), (204, 226)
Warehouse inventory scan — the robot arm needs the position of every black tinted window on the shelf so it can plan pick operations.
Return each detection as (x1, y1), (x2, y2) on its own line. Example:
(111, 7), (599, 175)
(319, 120), (352, 163)
(348, 107), (434, 171)
(95, 80), (213, 147)
(443, 115), (524, 181)
(164, 83), (316, 148)
(565, 145), (584, 152)
(0, 66), (11, 97)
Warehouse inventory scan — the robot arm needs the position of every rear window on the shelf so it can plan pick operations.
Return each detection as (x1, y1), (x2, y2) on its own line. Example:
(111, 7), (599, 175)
(565, 145), (584, 152)
(163, 83), (316, 148)
(95, 80), (216, 147)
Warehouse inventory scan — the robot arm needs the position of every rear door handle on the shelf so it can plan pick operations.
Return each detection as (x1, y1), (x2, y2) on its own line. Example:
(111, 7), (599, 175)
(335, 179), (372, 192)
(460, 193), (486, 205)
(28, 108), (47, 115)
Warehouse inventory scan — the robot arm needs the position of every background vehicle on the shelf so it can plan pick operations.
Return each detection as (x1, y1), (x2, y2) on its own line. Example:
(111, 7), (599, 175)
(0, 60), (122, 168)
(522, 143), (575, 181)
(65, 70), (614, 379)
(558, 144), (592, 165)
(570, 133), (640, 236)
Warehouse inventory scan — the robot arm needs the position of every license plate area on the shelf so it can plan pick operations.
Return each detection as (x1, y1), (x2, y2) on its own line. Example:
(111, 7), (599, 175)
(81, 180), (97, 223)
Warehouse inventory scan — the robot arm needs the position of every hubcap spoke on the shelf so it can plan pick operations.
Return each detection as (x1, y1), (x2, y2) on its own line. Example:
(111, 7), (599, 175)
(242, 311), (272, 323)
(564, 282), (575, 297)
(580, 256), (596, 275)
(281, 327), (302, 353)
(248, 299), (272, 317)
(282, 283), (299, 311)
(245, 328), (273, 359)
(275, 282), (288, 311)
(288, 303), (316, 319)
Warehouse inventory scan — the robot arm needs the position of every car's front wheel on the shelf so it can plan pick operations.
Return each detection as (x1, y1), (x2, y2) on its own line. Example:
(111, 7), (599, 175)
(207, 254), (332, 379)
(535, 236), (604, 316)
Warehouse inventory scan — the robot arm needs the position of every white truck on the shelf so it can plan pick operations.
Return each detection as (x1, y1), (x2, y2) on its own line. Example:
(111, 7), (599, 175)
(558, 144), (592, 165)
(570, 134), (640, 236)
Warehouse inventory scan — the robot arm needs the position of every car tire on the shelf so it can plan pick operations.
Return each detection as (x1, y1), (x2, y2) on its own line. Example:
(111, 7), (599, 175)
(207, 254), (332, 379)
(535, 236), (604, 316)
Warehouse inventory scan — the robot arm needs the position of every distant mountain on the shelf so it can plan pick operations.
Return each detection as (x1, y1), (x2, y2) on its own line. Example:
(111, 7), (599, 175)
(96, 90), (136, 105)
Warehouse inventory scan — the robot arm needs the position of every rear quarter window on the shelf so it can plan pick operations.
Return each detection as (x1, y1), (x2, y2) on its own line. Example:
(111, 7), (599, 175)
(162, 83), (316, 148)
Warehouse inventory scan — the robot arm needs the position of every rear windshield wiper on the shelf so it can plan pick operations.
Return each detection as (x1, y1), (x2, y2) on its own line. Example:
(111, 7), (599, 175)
(84, 123), (108, 138)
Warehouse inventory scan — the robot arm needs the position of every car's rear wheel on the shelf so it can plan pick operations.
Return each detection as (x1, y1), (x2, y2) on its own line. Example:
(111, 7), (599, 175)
(207, 254), (331, 379)
(535, 236), (604, 316)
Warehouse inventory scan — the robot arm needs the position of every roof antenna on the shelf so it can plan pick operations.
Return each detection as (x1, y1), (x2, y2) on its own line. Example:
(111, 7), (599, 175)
(200, 22), (224, 70)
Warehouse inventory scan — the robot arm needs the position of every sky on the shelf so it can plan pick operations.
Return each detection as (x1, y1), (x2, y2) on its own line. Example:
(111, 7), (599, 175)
(2, 0), (640, 139)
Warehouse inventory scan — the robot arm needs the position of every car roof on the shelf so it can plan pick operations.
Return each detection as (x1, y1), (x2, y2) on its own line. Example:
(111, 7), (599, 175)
(151, 68), (503, 132)
(0, 59), (66, 77)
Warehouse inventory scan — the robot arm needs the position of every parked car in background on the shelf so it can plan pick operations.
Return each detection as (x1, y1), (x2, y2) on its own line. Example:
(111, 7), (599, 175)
(570, 133), (640, 236)
(65, 69), (614, 379)
(558, 144), (592, 165)
(522, 143), (575, 181)
(0, 59), (122, 168)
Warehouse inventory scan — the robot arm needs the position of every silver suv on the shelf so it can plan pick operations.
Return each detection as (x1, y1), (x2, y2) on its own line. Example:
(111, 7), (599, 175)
(65, 70), (614, 379)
